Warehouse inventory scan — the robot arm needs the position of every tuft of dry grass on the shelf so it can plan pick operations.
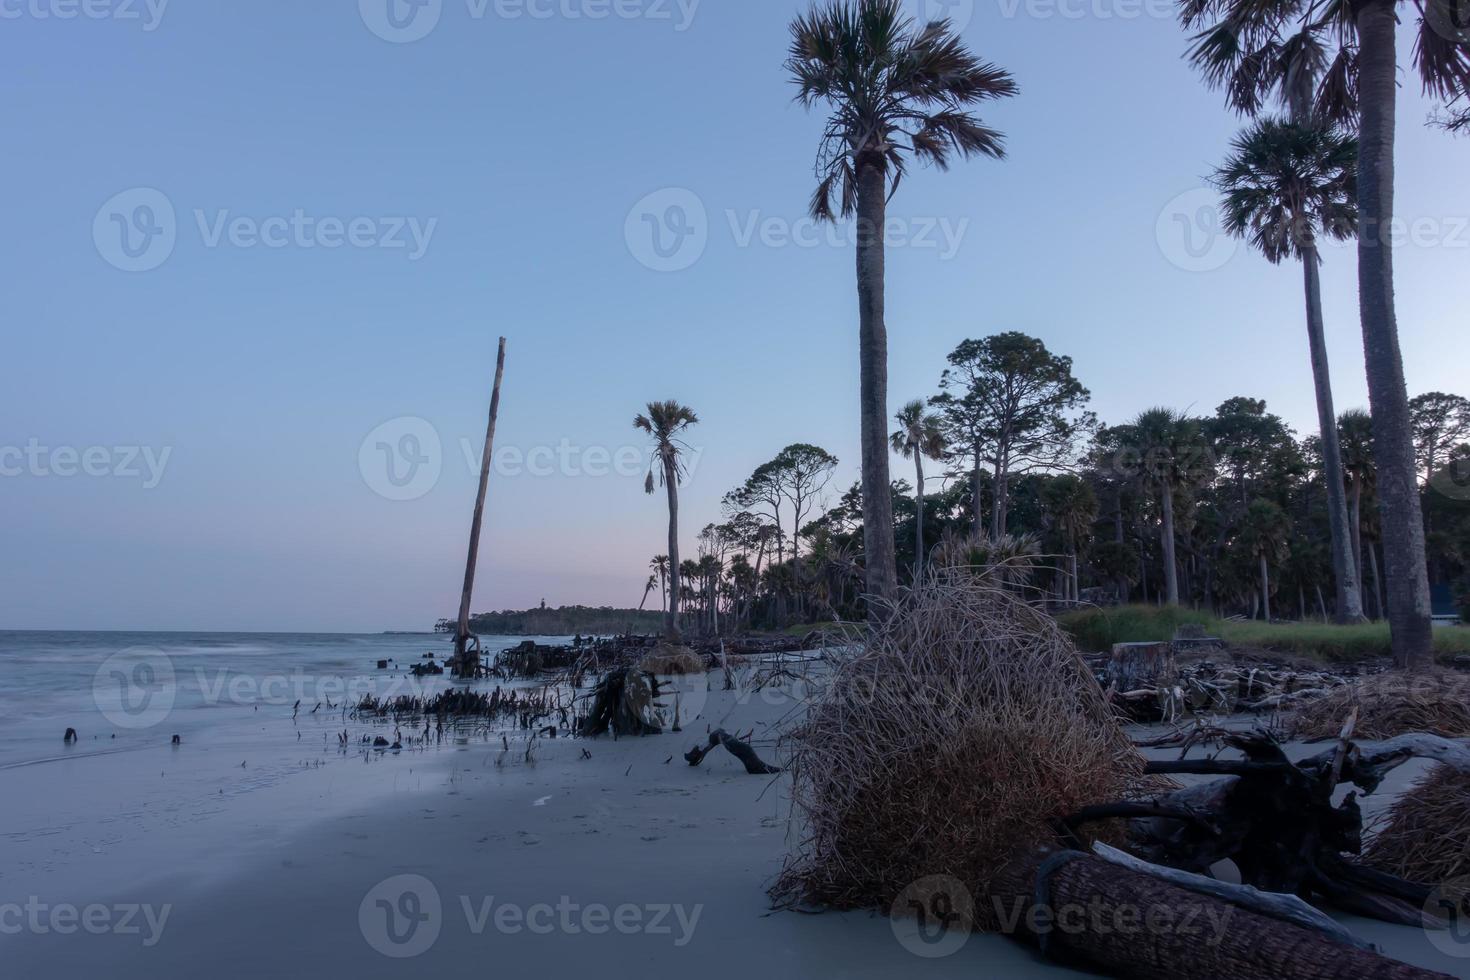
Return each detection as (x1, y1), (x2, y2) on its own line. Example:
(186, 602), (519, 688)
(638, 645), (706, 676)
(770, 575), (1146, 929)
(1366, 766), (1470, 886)
(1290, 671), (1470, 740)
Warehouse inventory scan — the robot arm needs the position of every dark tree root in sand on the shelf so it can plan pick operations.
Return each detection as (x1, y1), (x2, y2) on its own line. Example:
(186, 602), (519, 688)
(1063, 728), (1450, 929)
(579, 667), (667, 738)
(991, 847), (1450, 979)
(684, 729), (780, 774)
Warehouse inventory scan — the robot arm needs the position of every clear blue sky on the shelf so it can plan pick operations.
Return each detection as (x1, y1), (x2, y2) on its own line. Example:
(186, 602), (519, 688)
(3, 0), (1466, 631)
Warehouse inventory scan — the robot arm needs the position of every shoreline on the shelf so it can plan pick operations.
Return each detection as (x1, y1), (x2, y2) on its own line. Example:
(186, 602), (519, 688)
(3, 669), (1467, 978)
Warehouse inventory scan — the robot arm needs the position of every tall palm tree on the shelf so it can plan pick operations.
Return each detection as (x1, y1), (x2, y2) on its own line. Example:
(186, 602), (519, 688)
(1122, 409), (1208, 606)
(1177, 0), (1461, 666)
(635, 402), (699, 644)
(1239, 498), (1292, 621)
(1339, 409), (1379, 617)
(890, 399), (947, 580)
(1213, 118), (1365, 623)
(785, 0), (1016, 613)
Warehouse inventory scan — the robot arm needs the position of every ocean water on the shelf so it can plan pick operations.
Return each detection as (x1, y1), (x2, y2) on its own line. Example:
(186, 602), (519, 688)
(0, 630), (575, 901)
(0, 630), (569, 766)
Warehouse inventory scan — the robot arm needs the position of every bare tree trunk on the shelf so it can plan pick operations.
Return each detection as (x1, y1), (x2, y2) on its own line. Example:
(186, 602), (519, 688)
(1161, 481), (1180, 605)
(971, 457), (985, 538)
(1355, 0), (1433, 668)
(855, 157), (897, 615)
(1350, 480), (1365, 614)
(913, 450), (926, 581)
(664, 455), (683, 644)
(1302, 242), (1366, 622)
(1260, 553), (1272, 622)
(454, 338), (507, 666)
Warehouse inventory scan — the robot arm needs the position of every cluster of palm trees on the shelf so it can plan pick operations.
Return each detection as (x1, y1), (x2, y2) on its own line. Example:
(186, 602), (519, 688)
(774, 0), (1467, 667)
(631, 0), (1466, 663)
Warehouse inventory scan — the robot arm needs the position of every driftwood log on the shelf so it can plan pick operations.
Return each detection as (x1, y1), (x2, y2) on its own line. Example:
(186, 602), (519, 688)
(684, 729), (780, 774)
(1066, 725), (1463, 928)
(989, 847), (1451, 979)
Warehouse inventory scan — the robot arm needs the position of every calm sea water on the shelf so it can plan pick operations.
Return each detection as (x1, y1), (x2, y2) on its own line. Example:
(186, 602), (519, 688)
(0, 630), (569, 767)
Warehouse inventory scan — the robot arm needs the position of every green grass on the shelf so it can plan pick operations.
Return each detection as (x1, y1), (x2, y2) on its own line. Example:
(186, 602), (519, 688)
(1056, 604), (1470, 664)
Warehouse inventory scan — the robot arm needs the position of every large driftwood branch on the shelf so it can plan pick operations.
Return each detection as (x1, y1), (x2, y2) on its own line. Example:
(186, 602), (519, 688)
(684, 729), (780, 775)
(1090, 842), (1377, 953)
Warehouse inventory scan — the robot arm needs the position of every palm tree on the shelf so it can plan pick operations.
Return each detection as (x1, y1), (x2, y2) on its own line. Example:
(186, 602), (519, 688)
(785, 0), (1016, 613)
(1043, 474), (1099, 604)
(634, 401), (699, 644)
(890, 399), (947, 580)
(650, 555), (670, 612)
(1239, 498), (1292, 621)
(1339, 409), (1379, 617)
(1213, 118), (1365, 623)
(638, 574), (658, 612)
(1121, 409), (1208, 606)
(1177, 0), (1458, 667)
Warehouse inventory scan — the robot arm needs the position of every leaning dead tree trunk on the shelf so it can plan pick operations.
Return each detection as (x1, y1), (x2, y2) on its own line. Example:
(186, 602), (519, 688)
(451, 337), (507, 678)
(990, 847), (1450, 979)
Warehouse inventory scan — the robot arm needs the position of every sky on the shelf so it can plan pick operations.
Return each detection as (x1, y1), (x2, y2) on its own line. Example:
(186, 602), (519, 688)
(2, 0), (1466, 632)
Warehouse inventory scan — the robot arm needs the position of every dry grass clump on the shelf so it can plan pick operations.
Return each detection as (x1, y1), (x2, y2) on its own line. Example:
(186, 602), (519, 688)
(1290, 671), (1470, 740)
(770, 576), (1146, 929)
(1366, 766), (1470, 886)
(639, 645), (706, 675)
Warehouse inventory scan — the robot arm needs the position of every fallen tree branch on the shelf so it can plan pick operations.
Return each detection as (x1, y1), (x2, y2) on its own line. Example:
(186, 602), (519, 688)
(684, 728), (780, 775)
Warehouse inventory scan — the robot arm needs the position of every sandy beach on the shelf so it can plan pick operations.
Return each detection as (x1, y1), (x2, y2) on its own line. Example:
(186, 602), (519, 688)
(4, 660), (1468, 980)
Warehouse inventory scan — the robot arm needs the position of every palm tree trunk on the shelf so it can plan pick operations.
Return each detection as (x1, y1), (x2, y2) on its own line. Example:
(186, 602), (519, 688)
(1301, 242), (1365, 622)
(913, 451), (925, 580)
(855, 157), (897, 614)
(1259, 553), (1272, 622)
(454, 338), (507, 667)
(1349, 480), (1364, 607)
(663, 455), (683, 644)
(1355, 0), (1434, 668)
(1160, 481), (1180, 605)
